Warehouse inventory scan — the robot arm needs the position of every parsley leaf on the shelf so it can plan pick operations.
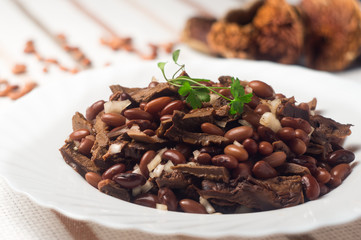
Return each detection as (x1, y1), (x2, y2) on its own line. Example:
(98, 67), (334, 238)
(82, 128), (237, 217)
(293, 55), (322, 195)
(186, 90), (202, 109)
(178, 81), (192, 96)
(172, 49), (180, 64)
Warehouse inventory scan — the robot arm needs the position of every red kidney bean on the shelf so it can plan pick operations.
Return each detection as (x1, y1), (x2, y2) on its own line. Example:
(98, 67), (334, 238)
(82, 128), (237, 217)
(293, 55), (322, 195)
(85, 172), (102, 188)
(277, 127), (295, 141)
(127, 119), (153, 131)
(246, 94), (261, 109)
(101, 113), (126, 127)
(224, 144), (248, 162)
(162, 150), (186, 165)
(330, 163), (351, 181)
(232, 163), (251, 179)
(201, 122), (224, 136)
(78, 137), (94, 156)
(160, 100), (184, 116)
(328, 176), (342, 188)
(212, 154), (238, 169)
(158, 187), (178, 211)
(242, 138), (258, 155)
(262, 151), (286, 167)
(86, 100), (105, 121)
(175, 143), (193, 159)
(224, 126), (253, 142)
(69, 129), (90, 141)
(252, 161), (277, 179)
(219, 88), (232, 99)
(199, 146), (223, 156)
(148, 81), (159, 88)
(257, 126), (278, 142)
(113, 173), (146, 189)
(327, 149), (355, 166)
(280, 117), (312, 134)
(302, 174), (320, 200)
(139, 150), (156, 178)
(290, 156), (317, 175)
(123, 109), (153, 121)
(295, 129), (310, 143)
(315, 167), (331, 184)
(144, 97), (172, 114)
(134, 193), (158, 208)
(254, 104), (271, 115)
(160, 114), (173, 121)
(258, 141), (273, 155)
(179, 199), (207, 214)
(139, 102), (146, 110)
(249, 80), (274, 98)
(242, 110), (261, 127)
(196, 152), (212, 165)
(102, 163), (126, 180)
(319, 183), (329, 196)
(143, 129), (155, 136)
(288, 138), (307, 156)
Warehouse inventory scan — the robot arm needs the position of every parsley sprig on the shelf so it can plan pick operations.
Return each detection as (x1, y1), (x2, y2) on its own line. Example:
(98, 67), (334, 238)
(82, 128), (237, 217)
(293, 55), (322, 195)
(157, 50), (252, 115)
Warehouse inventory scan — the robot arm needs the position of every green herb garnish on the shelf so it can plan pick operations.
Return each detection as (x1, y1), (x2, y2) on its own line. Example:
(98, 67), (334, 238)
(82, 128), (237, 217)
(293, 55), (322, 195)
(158, 50), (252, 115)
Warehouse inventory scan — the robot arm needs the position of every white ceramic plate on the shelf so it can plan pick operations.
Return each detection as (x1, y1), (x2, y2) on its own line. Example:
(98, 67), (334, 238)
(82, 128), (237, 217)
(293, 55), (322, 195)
(0, 59), (360, 238)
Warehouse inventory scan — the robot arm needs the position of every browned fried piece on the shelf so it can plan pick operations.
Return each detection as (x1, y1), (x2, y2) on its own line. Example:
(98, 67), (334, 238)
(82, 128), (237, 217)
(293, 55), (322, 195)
(252, 0), (304, 64)
(300, 0), (361, 71)
(60, 142), (101, 177)
(98, 179), (130, 201)
(172, 164), (230, 183)
(199, 176), (304, 210)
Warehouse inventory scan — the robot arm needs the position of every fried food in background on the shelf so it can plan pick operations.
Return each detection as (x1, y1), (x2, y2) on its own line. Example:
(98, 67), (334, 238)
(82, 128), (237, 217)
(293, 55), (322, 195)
(300, 0), (361, 71)
(182, 0), (361, 71)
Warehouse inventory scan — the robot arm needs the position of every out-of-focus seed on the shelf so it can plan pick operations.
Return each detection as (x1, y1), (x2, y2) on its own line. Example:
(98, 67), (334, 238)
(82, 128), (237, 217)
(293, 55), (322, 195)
(196, 152), (212, 165)
(315, 167), (331, 184)
(123, 108), (153, 121)
(288, 138), (307, 156)
(330, 163), (351, 181)
(277, 127), (295, 141)
(160, 100), (184, 116)
(327, 149), (355, 166)
(242, 138), (258, 155)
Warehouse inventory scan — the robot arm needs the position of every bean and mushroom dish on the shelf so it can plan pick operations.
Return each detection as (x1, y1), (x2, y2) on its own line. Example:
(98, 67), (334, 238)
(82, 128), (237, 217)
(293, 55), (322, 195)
(60, 52), (354, 214)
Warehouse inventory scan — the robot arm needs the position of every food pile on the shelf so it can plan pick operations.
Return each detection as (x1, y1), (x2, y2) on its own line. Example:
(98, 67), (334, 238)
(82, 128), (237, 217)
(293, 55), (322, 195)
(60, 52), (355, 214)
(182, 0), (361, 71)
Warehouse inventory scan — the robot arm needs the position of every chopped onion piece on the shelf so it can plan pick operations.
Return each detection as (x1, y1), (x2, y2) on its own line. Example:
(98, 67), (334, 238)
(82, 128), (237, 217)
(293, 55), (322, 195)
(108, 143), (122, 155)
(193, 150), (201, 159)
(104, 100), (131, 114)
(147, 148), (167, 172)
(260, 112), (282, 133)
(209, 93), (220, 105)
(267, 98), (281, 115)
(156, 203), (168, 211)
(238, 119), (252, 127)
(163, 160), (174, 173)
(200, 197), (215, 214)
(215, 120), (227, 128)
(233, 140), (242, 147)
(150, 164), (165, 178)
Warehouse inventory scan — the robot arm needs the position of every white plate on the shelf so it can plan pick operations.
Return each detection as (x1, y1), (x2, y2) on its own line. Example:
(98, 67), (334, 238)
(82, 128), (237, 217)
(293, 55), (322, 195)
(0, 59), (361, 238)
